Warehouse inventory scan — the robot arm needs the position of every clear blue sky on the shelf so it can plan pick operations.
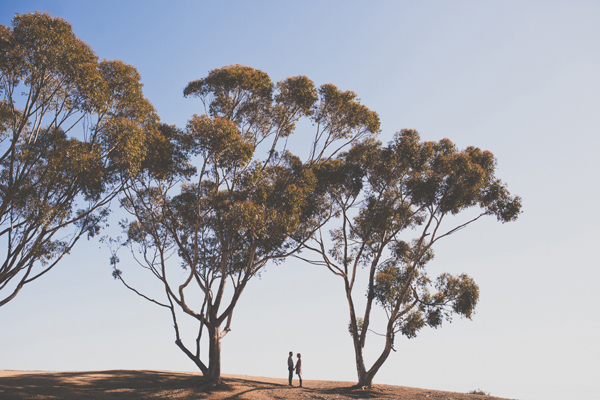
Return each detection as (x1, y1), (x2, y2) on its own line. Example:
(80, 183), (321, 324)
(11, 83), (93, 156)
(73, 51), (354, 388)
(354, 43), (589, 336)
(1, 2), (599, 400)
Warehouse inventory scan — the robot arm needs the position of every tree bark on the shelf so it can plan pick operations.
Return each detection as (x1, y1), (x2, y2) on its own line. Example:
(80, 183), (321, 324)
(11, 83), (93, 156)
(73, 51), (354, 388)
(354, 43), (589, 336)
(175, 338), (208, 375)
(352, 330), (368, 386)
(207, 324), (222, 383)
(357, 332), (394, 387)
(175, 322), (222, 383)
(345, 278), (369, 386)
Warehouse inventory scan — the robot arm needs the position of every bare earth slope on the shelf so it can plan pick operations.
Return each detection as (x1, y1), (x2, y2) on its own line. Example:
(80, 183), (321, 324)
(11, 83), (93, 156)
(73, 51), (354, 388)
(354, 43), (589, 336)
(0, 370), (516, 400)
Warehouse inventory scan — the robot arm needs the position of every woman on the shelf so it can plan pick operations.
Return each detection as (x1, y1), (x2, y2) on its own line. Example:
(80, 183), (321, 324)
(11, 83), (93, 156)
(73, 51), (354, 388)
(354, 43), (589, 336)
(295, 353), (302, 387)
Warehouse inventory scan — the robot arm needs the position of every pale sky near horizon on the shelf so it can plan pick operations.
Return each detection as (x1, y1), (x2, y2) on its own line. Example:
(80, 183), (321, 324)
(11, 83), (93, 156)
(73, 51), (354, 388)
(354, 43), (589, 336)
(1, 2), (599, 400)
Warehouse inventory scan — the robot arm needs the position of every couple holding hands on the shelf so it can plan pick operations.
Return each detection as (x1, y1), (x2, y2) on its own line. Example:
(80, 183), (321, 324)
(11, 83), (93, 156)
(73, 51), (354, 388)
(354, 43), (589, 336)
(287, 351), (302, 387)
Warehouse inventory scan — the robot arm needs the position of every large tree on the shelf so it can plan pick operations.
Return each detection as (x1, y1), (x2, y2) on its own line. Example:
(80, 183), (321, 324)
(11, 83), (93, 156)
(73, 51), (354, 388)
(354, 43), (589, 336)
(0, 13), (158, 307)
(111, 65), (380, 383)
(299, 130), (521, 387)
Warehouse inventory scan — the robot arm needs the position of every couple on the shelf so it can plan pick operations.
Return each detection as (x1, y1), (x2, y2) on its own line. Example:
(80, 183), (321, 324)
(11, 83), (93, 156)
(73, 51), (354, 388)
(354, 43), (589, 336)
(287, 351), (302, 387)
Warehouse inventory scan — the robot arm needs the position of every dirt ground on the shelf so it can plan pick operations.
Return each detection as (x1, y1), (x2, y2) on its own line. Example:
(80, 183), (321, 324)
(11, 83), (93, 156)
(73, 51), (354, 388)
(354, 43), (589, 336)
(0, 370), (516, 400)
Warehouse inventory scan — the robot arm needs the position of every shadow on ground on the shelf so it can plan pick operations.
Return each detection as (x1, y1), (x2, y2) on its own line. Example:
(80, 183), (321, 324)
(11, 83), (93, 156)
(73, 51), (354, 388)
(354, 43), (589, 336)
(0, 370), (227, 399)
(0, 370), (515, 400)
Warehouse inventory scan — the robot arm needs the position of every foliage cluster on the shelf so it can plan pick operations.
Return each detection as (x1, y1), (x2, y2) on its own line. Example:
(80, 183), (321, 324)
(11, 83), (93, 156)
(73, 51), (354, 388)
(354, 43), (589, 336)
(300, 129), (521, 386)
(0, 12), (522, 388)
(112, 64), (380, 381)
(0, 12), (157, 307)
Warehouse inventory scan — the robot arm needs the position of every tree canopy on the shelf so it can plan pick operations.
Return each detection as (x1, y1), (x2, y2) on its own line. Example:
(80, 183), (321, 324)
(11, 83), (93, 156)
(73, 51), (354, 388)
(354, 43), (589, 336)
(299, 129), (521, 387)
(0, 13), (523, 388)
(0, 12), (158, 307)
(112, 64), (380, 383)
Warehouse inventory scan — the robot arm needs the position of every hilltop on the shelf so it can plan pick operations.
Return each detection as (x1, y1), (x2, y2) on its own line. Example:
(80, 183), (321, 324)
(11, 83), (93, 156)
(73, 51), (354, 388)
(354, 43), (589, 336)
(0, 370), (516, 399)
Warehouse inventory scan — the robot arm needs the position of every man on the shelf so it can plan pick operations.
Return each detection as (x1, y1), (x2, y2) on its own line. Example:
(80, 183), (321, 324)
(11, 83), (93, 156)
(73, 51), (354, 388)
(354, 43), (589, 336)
(288, 351), (294, 386)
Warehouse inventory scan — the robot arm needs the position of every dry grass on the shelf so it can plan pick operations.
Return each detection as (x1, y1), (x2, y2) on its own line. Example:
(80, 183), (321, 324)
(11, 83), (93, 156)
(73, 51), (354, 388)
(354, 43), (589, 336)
(0, 370), (516, 399)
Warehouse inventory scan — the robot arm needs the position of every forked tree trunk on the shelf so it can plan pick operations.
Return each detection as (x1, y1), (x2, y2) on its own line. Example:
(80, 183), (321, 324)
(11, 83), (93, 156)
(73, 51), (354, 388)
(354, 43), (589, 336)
(355, 329), (395, 387)
(348, 281), (395, 388)
(351, 332), (368, 386)
(174, 323), (222, 384)
(353, 256), (414, 387)
(346, 280), (372, 387)
(356, 342), (394, 387)
(175, 338), (208, 375)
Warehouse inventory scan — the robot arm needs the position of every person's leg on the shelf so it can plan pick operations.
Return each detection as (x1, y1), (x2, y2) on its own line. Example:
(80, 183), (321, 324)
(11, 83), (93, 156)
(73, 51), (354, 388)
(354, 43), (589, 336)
(299, 374), (302, 387)
(288, 367), (293, 386)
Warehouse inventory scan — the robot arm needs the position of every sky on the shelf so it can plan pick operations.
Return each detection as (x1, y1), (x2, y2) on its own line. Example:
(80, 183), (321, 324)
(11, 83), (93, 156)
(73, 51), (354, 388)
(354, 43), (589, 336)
(1, 1), (599, 400)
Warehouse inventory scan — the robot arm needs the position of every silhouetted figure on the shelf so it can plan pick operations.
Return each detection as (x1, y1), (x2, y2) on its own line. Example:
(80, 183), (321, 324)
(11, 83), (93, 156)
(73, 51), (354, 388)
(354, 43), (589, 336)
(295, 353), (302, 387)
(288, 351), (294, 386)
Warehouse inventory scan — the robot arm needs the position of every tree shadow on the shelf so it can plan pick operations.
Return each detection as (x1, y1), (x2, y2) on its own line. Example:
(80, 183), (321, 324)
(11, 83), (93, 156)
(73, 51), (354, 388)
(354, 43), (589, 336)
(0, 371), (479, 399)
(321, 385), (395, 399)
(0, 370), (236, 399)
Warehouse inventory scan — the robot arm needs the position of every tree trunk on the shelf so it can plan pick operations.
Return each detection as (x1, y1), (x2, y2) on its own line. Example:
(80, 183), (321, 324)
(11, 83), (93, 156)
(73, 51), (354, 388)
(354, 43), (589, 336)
(346, 280), (369, 387)
(175, 338), (208, 375)
(206, 324), (222, 384)
(352, 331), (369, 386)
(357, 371), (373, 388)
(356, 266), (415, 387)
(356, 332), (395, 387)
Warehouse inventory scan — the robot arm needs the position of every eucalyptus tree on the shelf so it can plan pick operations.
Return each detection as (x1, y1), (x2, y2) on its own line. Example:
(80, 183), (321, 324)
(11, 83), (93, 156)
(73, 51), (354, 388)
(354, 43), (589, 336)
(299, 130), (521, 387)
(0, 12), (158, 307)
(112, 64), (379, 383)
